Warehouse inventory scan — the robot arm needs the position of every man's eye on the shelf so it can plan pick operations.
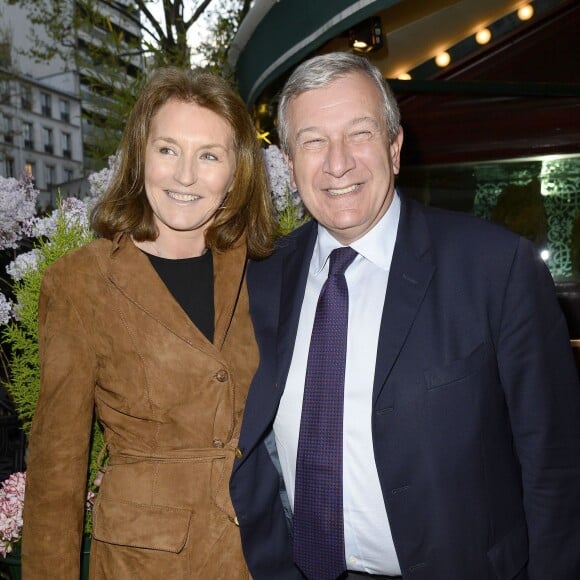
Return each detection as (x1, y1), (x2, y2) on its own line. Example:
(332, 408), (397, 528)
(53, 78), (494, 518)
(349, 130), (373, 143)
(301, 138), (326, 150)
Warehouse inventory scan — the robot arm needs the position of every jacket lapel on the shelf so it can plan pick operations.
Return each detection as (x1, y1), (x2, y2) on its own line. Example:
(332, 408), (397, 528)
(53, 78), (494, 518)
(373, 198), (435, 404)
(104, 234), (227, 357)
(212, 242), (247, 351)
(276, 223), (318, 388)
(235, 224), (317, 462)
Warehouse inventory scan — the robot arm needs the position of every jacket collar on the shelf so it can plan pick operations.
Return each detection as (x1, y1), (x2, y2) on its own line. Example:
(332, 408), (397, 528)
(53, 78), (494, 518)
(104, 233), (247, 353)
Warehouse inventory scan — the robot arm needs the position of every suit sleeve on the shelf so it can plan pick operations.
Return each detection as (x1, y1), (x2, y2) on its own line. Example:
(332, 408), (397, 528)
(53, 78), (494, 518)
(496, 237), (580, 578)
(21, 266), (96, 579)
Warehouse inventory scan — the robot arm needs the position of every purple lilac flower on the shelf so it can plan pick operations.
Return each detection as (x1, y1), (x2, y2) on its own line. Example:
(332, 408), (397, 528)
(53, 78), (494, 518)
(0, 174), (39, 250)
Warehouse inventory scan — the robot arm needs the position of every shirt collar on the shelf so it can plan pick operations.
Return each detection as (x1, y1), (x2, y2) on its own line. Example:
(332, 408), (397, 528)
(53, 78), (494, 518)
(312, 190), (401, 274)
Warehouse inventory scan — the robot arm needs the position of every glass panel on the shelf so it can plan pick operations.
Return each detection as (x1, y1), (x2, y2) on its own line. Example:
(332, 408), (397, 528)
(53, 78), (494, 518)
(398, 155), (580, 281)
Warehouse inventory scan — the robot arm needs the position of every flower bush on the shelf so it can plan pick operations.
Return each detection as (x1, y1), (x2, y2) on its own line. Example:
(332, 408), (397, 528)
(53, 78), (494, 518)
(0, 173), (107, 551)
(0, 472), (25, 557)
(0, 472), (96, 557)
(262, 144), (308, 235)
(0, 173), (38, 252)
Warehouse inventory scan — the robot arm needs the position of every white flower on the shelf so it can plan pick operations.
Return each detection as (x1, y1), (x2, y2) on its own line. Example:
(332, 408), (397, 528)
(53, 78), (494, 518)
(24, 197), (92, 240)
(6, 249), (41, 282)
(88, 155), (118, 198)
(0, 173), (40, 250)
(262, 145), (306, 222)
(0, 292), (13, 326)
(262, 145), (293, 212)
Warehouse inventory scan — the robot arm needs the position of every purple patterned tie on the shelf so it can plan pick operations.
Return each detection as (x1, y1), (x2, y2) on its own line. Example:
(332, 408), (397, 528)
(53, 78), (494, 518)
(294, 246), (357, 580)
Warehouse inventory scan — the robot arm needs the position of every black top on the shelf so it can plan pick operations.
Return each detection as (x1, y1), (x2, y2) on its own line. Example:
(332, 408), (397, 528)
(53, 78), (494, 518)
(145, 250), (214, 343)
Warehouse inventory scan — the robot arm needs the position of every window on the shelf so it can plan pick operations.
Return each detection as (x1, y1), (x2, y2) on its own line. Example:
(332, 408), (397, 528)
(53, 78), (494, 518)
(0, 41), (11, 68)
(59, 98), (70, 123)
(20, 84), (32, 110)
(23, 122), (34, 150)
(2, 115), (13, 143)
(24, 162), (35, 178)
(43, 127), (54, 154)
(4, 157), (15, 178)
(61, 132), (71, 158)
(64, 168), (74, 182)
(0, 79), (11, 103)
(45, 165), (56, 189)
(41, 92), (52, 117)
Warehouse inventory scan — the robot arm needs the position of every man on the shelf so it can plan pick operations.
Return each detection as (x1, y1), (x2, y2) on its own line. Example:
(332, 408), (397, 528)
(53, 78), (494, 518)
(230, 52), (580, 580)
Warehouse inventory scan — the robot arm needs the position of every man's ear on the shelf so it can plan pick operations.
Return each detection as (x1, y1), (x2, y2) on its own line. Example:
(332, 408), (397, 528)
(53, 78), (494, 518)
(390, 127), (404, 176)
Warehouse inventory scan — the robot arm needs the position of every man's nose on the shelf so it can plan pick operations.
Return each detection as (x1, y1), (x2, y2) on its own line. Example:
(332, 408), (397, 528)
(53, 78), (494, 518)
(322, 139), (355, 177)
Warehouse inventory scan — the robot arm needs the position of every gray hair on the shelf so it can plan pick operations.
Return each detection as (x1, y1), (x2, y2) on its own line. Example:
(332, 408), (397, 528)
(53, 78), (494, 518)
(277, 52), (401, 154)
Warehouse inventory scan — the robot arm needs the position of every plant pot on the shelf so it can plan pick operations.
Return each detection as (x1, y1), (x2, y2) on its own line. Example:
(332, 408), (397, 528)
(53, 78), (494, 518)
(0, 536), (91, 579)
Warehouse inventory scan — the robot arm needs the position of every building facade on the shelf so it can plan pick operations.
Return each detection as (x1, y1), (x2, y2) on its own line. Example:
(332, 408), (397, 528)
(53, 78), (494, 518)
(1, 71), (84, 210)
(0, 0), (143, 200)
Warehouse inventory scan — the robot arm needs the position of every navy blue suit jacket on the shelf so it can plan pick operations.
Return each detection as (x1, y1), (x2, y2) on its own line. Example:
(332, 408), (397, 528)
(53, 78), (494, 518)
(230, 196), (580, 580)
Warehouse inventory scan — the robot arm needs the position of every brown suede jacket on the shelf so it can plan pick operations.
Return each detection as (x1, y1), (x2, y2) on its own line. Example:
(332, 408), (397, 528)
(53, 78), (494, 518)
(22, 233), (256, 579)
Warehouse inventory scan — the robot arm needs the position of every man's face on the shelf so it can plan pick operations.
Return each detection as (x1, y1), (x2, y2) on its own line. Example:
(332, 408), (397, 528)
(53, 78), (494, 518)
(286, 71), (403, 245)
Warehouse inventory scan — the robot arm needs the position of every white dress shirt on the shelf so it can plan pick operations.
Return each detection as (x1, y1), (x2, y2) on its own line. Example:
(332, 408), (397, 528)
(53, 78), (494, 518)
(273, 193), (402, 575)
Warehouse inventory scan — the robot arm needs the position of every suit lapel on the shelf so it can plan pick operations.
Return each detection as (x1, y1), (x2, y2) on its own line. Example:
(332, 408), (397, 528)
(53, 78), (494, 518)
(373, 198), (435, 404)
(276, 223), (318, 387)
(236, 224), (317, 460)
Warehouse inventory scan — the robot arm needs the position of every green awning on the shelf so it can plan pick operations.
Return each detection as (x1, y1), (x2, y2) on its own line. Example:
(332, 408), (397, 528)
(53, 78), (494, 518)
(232, 0), (401, 106)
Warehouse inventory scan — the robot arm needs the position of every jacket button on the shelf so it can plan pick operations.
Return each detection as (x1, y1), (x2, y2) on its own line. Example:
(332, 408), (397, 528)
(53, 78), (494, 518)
(215, 369), (229, 382)
(235, 447), (243, 459)
(233, 516), (239, 526)
(212, 438), (224, 448)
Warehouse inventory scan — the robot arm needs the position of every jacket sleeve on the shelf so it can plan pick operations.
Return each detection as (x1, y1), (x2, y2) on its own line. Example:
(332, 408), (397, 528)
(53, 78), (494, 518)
(497, 237), (580, 578)
(21, 265), (96, 579)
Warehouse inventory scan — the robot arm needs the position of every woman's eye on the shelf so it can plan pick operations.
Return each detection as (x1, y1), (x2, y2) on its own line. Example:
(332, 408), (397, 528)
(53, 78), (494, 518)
(159, 146), (175, 155)
(201, 152), (218, 161)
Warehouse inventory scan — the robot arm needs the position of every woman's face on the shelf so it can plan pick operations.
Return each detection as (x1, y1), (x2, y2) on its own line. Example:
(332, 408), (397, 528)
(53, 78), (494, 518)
(144, 98), (236, 247)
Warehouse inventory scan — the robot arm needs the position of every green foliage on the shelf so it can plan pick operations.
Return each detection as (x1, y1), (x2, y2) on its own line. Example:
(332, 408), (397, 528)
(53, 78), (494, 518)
(1, 203), (102, 533)
(276, 189), (310, 238)
(197, 0), (251, 81)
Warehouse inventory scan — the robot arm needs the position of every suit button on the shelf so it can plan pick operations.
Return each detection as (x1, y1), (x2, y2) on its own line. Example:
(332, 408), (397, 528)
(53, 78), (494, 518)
(212, 438), (224, 448)
(215, 369), (229, 382)
(235, 447), (243, 459)
(233, 516), (240, 526)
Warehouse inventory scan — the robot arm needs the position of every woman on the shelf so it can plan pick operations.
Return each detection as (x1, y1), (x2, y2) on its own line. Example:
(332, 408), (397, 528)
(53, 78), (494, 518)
(22, 67), (275, 579)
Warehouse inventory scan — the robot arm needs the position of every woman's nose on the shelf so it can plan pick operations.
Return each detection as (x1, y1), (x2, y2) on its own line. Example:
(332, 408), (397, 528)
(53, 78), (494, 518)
(174, 157), (197, 186)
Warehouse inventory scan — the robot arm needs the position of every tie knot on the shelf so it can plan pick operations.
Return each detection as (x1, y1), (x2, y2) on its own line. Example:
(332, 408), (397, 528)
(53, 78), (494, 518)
(328, 246), (357, 277)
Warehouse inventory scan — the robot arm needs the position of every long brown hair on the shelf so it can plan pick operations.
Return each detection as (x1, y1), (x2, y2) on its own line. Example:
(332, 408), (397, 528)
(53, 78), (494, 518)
(91, 67), (275, 258)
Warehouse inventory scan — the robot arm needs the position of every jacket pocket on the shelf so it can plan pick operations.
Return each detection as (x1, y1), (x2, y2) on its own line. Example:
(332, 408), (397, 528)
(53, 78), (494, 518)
(92, 496), (192, 553)
(424, 342), (486, 390)
(487, 523), (529, 579)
